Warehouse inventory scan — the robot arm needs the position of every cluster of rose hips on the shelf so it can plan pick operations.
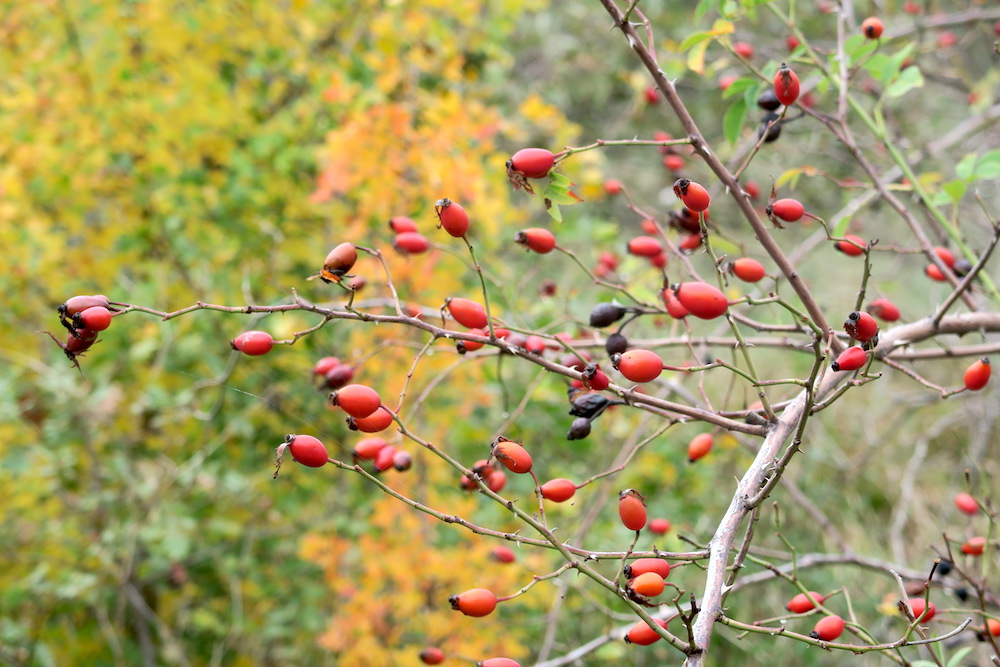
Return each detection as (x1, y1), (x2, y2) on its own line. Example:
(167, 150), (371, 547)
(44, 294), (120, 369)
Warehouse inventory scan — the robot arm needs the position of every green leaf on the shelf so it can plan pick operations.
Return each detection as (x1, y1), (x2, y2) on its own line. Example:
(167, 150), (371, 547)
(722, 76), (756, 100)
(723, 98), (748, 145)
(942, 179), (966, 203)
(863, 53), (892, 83)
(885, 66), (923, 98)
(844, 34), (878, 65)
(679, 31), (713, 53)
(946, 647), (973, 667)
(955, 154), (978, 181)
(545, 201), (563, 223)
(973, 149), (1000, 180)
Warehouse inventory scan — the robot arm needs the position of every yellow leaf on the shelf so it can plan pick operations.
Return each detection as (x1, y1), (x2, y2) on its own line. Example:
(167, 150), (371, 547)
(709, 19), (735, 37)
(688, 40), (710, 75)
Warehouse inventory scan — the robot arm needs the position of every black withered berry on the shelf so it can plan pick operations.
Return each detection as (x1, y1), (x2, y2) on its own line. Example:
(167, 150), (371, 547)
(589, 303), (627, 328)
(567, 417), (592, 440)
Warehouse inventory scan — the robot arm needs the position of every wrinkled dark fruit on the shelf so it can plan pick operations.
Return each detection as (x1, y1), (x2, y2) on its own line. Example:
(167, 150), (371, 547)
(567, 417), (592, 440)
(605, 332), (629, 356)
(569, 390), (624, 420)
(953, 258), (973, 277)
(757, 89), (781, 111)
(758, 113), (782, 143)
(589, 302), (627, 328)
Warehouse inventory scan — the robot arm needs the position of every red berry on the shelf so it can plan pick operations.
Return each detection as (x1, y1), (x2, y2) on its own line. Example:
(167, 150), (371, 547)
(903, 1), (921, 14)
(734, 41), (754, 58)
(420, 647), (445, 665)
(908, 598), (935, 622)
(446, 297), (488, 329)
(768, 198), (805, 222)
(937, 31), (956, 48)
(648, 518), (671, 535)
(787, 591), (825, 614)
(925, 264), (946, 281)
(867, 298), (900, 322)
(964, 358), (991, 391)
(393, 231), (430, 254)
(834, 235), (866, 256)
(624, 618), (668, 645)
(673, 282), (728, 320)
(313, 356), (340, 376)
(353, 437), (388, 461)
(348, 406), (394, 433)
(773, 63), (800, 106)
(985, 619), (1000, 637)
(523, 335), (547, 356)
(321, 242), (358, 282)
(962, 536), (986, 556)
(479, 659), (521, 667)
(374, 447), (398, 473)
(844, 311), (879, 343)
(491, 546), (516, 563)
(376, 448), (401, 471)
(624, 558), (671, 580)
(285, 434), (328, 468)
(631, 572), (665, 597)
(744, 180), (761, 199)
(389, 216), (418, 233)
(514, 227), (556, 254)
(604, 179), (623, 195)
(662, 290), (689, 319)
(955, 492), (978, 515)
(65, 330), (98, 354)
(688, 433), (713, 463)
(373, 446), (395, 472)
(618, 489), (647, 531)
(861, 17), (884, 39)
(541, 478), (577, 503)
(73, 306), (113, 332)
(435, 198), (470, 238)
(672, 178), (710, 212)
(330, 384), (382, 418)
(508, 148), (555, 179)
(786, 35), (800, 51)
(933, 247), (956, 268)
(671, 207), (703, 233)
(679, 233), (701, 252)
(613, 349), (664, 383)
(627, 236), (664, 258)
(486, 469), (507, 493)
(663, 154), (685, 171)
(392, 450), (412, 471)
(598, 252), (619, 270)
(811, 615), (845, 641)
(323, 364), (355, 390)
(457, 328), (486, 354)
(583, 365), (610, 390)
(59, 294), (113, 319)
(832, 346), (867, 372)
(449, 588), (497, 617)
(231, 330), (274, 356)
(492, 436), (532, 474)
(731, 258), (766, 283)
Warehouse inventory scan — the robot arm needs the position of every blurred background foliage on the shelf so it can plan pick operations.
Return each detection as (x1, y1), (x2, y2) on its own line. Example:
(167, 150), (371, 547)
(2, 1), (998, 665)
